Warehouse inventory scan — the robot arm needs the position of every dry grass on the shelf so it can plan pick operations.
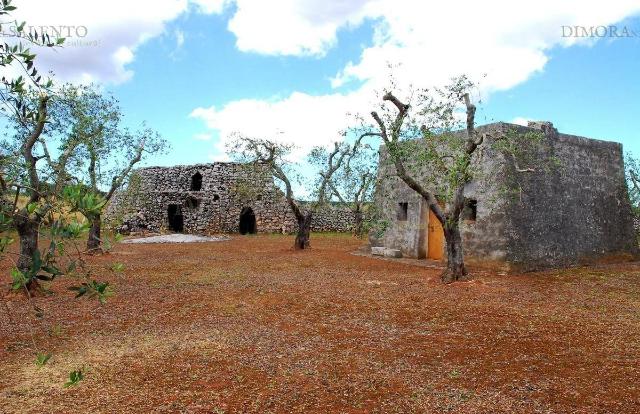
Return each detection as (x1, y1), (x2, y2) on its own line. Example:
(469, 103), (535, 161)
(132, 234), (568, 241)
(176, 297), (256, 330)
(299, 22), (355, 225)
(1, 234), (639, 413)
(3, 195), (85, 222)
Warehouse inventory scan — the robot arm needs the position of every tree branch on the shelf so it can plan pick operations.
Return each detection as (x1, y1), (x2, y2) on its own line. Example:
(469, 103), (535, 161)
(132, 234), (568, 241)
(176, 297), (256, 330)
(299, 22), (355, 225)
(105, 139), (145, 202)
(372, 93), (446, 223)
(22, 94), (49, 203)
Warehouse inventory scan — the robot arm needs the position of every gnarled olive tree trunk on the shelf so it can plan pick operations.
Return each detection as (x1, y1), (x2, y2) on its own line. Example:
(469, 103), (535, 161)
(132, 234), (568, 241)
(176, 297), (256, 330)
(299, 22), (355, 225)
(353, 209), (364, 238)
(12, 95), (49, 294)
(294, 212), (312, 250)
(442, 222), (467, 283)
(14, 211), (44, 294)
(86, 214), (102, 252)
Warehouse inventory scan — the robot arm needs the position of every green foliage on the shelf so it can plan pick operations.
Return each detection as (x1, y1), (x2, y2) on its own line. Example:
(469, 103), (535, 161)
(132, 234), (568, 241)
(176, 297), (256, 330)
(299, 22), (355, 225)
(49, 219), (90, 240)
(110, 262), (125, 273)
(625, 152), (640, 216)
(35, 352), (52, 367)
(10, 267), (27, 291)
(0, 2), (121, 380)
(69, 280), (113, 304)
(0, 0), (63, 120)
(62, 185), (106, 217)
(63, 369), (84, 388)
(0, 210), (14, 253)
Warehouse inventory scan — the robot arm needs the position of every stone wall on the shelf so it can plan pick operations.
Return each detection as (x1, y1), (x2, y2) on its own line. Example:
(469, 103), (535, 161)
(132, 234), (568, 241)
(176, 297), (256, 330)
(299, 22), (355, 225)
(373, 121), (638, 271)
(299, 202), (360, 233)
(105, 162), (358, 235)
(501, 125), (638, 270)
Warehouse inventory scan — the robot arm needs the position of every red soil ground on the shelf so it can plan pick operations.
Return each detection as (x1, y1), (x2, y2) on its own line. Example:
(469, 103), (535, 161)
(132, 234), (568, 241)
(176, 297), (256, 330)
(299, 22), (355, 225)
(1, 234), (639, 413)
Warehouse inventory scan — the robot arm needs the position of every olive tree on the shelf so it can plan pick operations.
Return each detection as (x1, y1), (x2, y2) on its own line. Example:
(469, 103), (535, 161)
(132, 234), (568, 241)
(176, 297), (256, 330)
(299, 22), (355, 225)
(54, 84), (167, 252)
(228, 136), (354, 249)
(0, 0), (65, 278)
(0, 12), (68, 292)
(332, 143), (376, 237)
(360, 76), (549, 282)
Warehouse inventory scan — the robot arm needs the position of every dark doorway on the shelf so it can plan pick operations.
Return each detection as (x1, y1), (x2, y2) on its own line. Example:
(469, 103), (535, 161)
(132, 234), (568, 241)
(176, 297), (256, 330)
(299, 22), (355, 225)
(167, 204), (184, 232)
(190, 172), (202, 191)
(239, 207), (257, 235)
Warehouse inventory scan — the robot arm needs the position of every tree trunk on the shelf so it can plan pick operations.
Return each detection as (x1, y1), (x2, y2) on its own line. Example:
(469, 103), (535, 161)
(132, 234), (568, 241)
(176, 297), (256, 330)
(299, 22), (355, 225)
(353, 209), (363, 238)
(15, 214), (44, 295)
(294, 212), (312, 250)
(86, 214), (102, 253)
(441, 222), (467, 283)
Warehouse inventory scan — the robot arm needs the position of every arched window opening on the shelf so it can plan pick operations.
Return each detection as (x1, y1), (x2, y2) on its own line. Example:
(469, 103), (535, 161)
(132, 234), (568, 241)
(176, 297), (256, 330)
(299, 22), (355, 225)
(190, 172), (203, 191)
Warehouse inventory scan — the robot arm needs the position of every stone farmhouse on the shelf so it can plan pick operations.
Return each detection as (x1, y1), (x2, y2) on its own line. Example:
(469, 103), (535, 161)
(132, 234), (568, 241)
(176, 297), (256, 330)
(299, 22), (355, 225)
(371, 121), (638, 271)
(106, 162), (355, 235)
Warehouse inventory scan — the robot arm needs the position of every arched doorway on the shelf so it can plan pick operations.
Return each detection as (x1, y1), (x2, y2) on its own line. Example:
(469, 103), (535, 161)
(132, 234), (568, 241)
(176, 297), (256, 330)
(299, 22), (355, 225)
(239, 207), (257, 235)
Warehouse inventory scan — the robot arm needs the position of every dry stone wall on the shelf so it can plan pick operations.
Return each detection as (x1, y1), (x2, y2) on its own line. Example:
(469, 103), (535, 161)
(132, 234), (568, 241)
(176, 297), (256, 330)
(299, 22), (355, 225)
(105, 162), (358, 235)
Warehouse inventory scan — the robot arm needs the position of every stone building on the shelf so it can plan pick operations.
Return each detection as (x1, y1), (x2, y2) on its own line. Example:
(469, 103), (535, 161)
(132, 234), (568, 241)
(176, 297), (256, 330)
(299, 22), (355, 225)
(106, 162), (356, 235)
(372, 121), (638, 271)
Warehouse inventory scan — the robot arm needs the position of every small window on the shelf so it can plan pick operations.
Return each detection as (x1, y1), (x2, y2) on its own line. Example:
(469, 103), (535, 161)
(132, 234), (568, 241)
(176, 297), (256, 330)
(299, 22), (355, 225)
(190, 172), (203, 191)
(397, 202), (408, 221)
(462, 199), (477, 221)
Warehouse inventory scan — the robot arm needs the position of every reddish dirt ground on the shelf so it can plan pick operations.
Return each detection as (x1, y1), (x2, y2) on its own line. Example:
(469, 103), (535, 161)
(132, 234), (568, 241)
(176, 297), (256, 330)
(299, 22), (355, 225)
(1, 234), (639, 413)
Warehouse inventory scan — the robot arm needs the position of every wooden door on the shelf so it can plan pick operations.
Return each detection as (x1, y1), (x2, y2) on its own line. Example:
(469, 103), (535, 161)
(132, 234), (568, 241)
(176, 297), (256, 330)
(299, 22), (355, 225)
(427, 208), (444, 260)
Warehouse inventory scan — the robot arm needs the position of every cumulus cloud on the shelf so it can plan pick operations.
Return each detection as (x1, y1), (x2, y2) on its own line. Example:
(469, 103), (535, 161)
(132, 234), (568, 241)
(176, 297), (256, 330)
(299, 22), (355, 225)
(193, 132), (213, 141)
(191, 0), (640, 159)
(191, 0), (229, 14)
(11, 0), (224, 84)
(511, 117), (531, 127)
(227, 0), (375, 56)
(190, 90), (372, 160)
(12, 1), (640, 158)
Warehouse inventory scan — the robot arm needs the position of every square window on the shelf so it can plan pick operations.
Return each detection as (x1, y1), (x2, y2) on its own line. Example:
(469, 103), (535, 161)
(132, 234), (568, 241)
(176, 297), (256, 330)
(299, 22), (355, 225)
(397, 202), (408, 221)
(462, 199), (477, 221)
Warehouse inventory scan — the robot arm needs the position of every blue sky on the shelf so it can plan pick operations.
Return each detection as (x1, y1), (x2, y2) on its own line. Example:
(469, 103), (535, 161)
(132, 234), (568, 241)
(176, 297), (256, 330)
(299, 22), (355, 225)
(14, 1), (640, 167)
(109, 8), (378, 165)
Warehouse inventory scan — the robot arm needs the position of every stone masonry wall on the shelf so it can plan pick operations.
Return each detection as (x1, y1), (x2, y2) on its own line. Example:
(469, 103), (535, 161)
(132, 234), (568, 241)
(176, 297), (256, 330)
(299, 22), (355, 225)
(501, 124), (638, 270)
(105, 162), (357, 234)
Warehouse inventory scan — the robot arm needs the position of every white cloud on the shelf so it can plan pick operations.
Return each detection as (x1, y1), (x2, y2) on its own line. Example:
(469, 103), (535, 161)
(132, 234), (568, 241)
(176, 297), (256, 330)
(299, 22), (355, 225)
(191, 0), (640, 159)
(190, 89), (372, 160)
(191, 0), (229, 14)
(175, 29), (185, 49)
(169, 29), (186, 60)
(11, 0), (225, 84)
(227, 0), (375, 56)
(12, 1), (640, 158)
(193, 132), (213, 141)
(511, 117), (531, 126)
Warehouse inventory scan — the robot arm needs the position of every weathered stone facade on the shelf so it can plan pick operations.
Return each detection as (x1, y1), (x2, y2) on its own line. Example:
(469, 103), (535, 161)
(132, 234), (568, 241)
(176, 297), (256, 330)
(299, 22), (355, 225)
(106, 162), (358, 235)
(372, 121), (638, 272)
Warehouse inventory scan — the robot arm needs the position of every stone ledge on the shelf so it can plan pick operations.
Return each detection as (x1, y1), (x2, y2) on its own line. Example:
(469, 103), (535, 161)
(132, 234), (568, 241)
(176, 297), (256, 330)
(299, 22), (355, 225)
(383, 249), (403, 258)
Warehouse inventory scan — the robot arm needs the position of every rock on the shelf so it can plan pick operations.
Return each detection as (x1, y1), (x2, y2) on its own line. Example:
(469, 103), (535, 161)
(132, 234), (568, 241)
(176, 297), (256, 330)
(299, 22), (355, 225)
(371, 247), (386, 256)
(384, 248), (402, 258)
